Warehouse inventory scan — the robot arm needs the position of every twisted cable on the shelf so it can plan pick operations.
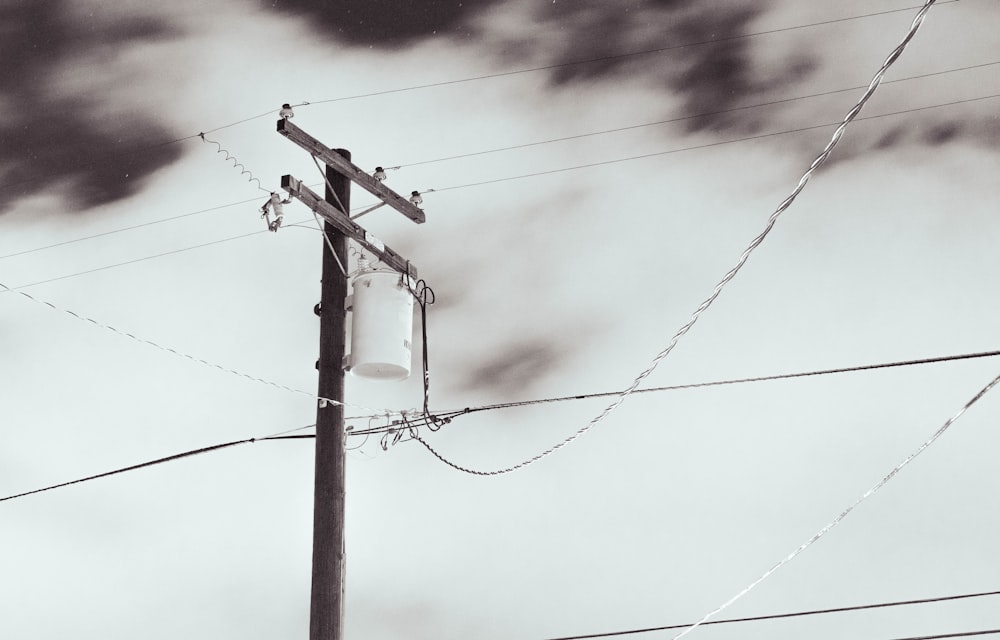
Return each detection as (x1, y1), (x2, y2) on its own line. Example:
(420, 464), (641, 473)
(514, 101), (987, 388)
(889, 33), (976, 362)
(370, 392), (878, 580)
(417, 0), (944, 476)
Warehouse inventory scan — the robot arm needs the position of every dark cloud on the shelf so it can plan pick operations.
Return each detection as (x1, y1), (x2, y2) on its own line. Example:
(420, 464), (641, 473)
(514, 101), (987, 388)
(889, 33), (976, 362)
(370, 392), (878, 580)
(506, 0), (817, 135)
(264, 0), (504, 48)
(0, 0), (183, 215)
(460, 339), (566, 396)
(923, 122), (962, 146)
(265, 0), (812, 134)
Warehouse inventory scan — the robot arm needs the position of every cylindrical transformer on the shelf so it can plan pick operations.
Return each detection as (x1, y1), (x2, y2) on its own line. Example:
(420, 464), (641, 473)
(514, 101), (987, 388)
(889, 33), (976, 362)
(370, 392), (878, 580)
(348, 270), (413, 381)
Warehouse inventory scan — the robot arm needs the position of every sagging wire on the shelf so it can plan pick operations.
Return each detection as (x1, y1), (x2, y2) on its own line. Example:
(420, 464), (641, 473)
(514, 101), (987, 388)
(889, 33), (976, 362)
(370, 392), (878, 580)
(410, 0), (946, 478)
(198, 133), (271, 193)
(0, 280), (390, 415)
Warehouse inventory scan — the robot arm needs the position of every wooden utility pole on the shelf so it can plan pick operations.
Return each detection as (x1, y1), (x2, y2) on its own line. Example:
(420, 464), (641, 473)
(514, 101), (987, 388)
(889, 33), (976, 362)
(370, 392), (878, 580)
(311, 158), (351, 640)
(275, 118), (423, 640)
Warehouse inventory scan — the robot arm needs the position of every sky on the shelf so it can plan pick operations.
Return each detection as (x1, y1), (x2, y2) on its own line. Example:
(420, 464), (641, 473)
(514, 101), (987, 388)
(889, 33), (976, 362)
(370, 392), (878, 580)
(2, 0), (999, 639)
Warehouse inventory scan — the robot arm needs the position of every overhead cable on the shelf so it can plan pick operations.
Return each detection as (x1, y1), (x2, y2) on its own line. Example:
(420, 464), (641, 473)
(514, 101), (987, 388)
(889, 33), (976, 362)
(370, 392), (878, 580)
(544, 589), (1000, 640)
(0, 434), (314, 504)
(5, 89), (996, 289)
(347, 348), (1000, 437)
(6, 367), (998, 508)
(257, 2), (966, 112)
(430, 94), (1000, 193)
(0, 281), (383, 413)
(4, 60), (997, 267)
(394, 61), (1000, 170)
(414, 0), (946, 477)
(668, 362), (1000, 640)
(0, 1), (964, 204)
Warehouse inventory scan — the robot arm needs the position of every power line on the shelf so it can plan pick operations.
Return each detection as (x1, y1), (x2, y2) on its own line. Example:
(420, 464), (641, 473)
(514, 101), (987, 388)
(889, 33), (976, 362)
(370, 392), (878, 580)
(0, 434), (314, 504)
(0, 1), (963, 202)
(393, 60), (1000, 170)
(0, 55), (1000, 264)
(277, 2), (965, 109)
(5, 89), (996, 289)
(414, 0), (945, 478)
(347, 349), (1000, 437)
(430, 94), (1000, 193)
(893, 632), (1000, 640)
(0, 196), (263, 261)
(5, 230), (267, 290)
(0, 281), (385, 414)
(543, 590), (1000, 640)
(667, 360), (1000, 640)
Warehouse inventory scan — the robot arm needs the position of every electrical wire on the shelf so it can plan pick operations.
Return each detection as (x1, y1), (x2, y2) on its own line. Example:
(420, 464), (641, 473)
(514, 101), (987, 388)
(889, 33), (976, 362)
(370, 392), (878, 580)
(0, 281), (385, 413)
(406, 278), (449, 432)
(429, 94), (1000, 193)
(3, 71), (996, 267)
(413, 0), (945, 477)
(392, 60), (1000, 170)
(292, 2), (964, 108)
(0, 433), (315, 504)
(345, 349), (1000, 437)
(554, 629), (1000, 640)
(889, 631), (1000, 640)
(5, 89), (995, 291)
(4, 229), (268, 290)
(0, 197), (263, 261)
(543, 589), (1000, 640)
(668, 367), (1000, 640)
(0, 1), (965, 204)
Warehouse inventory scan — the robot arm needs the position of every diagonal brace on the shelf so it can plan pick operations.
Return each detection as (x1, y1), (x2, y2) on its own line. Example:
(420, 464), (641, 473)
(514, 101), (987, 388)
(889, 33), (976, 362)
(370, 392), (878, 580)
(277, 119), (425, 224)
(282, 175), (417, 278)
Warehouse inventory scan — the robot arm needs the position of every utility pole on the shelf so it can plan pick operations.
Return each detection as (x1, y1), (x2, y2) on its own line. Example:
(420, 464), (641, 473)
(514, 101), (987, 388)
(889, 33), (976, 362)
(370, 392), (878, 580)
(275, 118), (423, 640)
(311, 158), (350, 640)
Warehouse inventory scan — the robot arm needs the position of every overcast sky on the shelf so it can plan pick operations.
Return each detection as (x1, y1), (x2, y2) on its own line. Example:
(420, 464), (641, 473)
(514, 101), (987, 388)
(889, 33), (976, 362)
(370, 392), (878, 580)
(2, 1), (1000, 639)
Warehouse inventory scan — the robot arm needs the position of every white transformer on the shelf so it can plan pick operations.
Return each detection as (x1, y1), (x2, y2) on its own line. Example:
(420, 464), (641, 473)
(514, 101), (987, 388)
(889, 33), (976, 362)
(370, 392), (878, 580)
(347, 270), (413, 381)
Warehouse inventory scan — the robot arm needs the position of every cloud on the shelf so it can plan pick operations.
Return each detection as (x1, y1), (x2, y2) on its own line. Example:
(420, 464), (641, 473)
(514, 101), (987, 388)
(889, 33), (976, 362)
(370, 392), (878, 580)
(264, 0), (504, 48)
(0, 0), (184, 215)
(459, 338), (569, 396)
(477, 0), (818, 135)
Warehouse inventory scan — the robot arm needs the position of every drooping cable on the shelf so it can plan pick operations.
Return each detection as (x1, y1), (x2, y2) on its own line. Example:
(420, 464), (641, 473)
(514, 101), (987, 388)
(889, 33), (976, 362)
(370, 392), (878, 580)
(544, 589), (1000, 640)
(413, 0), (946, 477)
(4, 365), (998, 509)
(0, 281), (384, 412)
